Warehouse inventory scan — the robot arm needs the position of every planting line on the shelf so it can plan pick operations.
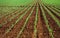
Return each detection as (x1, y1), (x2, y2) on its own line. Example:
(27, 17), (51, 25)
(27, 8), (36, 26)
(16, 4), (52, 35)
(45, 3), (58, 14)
(42, 4), (60, 27)
(0, 0), (33, 18)
(51, 6), (60, 12)
(0, 7), (15, 15)
(5, 8), (24, 19)
(33, 4), (38, 38)
(0, 1), (34, 22)
(9, 7), (26, 21)
(40, 5), (54, 38)
(0, 1), (34, 27)
(4, 6), (32, 35)
(46, 6), (60, 17)
(0, 8), (27, 27)
(0, 1), (32, 19)
(0, 1), (34, 19)
(43, 3), (60, 10)
(7, 7), (28, 21)
(54, 6), (60, 10)
(0, 2), (34, 28)
(0, 7), (24, 22)
(0, 7), (27, 27)
(16, 6), (35, 38)
(0, 7), (21, 18)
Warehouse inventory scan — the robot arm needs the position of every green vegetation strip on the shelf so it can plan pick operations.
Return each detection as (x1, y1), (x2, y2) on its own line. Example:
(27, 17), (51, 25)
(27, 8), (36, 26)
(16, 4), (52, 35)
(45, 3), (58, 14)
(0, 1), (33, 19)
(8, 1), (35, 21)
(0, 7), (15, 16)
(16, 6), (35, 38)
(54, 6), (60, 10)
(42, 4), (60, 27)
(4, 6), (32, 34)
(0, 7), (29, 27)
(34, 5), (38, 38)
(42, 2), (60, 11)
(51, 6), (60, 12)
(5, 7), (24, 19)
(40, 5), (54, 38)
(0, 7), (21, 18)
(0, 7), (24, 22)
(9, 7), (28, 21)
(0, 1), (34, 26)
(46, 6), (60, 17)
(3, 7), (25, 21)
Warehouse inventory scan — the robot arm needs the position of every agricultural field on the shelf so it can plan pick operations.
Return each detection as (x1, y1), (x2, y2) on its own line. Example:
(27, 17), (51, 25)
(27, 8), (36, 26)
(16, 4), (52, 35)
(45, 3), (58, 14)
(0, 0), (60, 38)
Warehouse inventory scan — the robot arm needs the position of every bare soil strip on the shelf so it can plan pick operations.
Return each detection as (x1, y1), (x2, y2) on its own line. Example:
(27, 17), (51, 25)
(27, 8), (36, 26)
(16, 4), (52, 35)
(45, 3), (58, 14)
(0, 7), (26, 26)
(1, 7), (33, 38)
(41, 5), (51, 38)
(19, 6), (36, 38)
(0, 3), (60, 38)
(45, 9), (60, 38)
(37, 4), (44, 38)
(45, 6), (60, 21)
(43, 5), (60, 38)
(0, 7), (29, 37)
(0, 8), (22, 23)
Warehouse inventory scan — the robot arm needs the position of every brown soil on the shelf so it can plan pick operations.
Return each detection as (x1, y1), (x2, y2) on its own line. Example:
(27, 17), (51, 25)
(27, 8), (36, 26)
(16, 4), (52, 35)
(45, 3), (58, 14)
(37, 5), (44, 38)
(0, 3), (60, 38)
(45, 9), (60, 38)
(44, 6), (60, 38)
(0, 7), (29, 36)
(45, 6), (60, 21)
(0, 8), (20, 23)
(1, 7), (33, 38)
(40, 6), (50, 38)
(19, 6), (36, 38)
(0, 7), (27, 24)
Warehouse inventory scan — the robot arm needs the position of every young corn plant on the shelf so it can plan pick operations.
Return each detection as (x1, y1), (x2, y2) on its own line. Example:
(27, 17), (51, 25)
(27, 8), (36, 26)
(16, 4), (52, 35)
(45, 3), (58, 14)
(46, 6), (60, 17)
(9, 7), (26, 21)
(2, 7), (25, 23)
(16, 6), (35, 38)
(0, 7), (28, 28)
(42, 4), (60, 27)
(34, 5), (38, 38)
(4, 6), (31, 34)
(40, 5), (54, 38)
(51, 6), (60, 12)
(1, 7), (19, 18)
